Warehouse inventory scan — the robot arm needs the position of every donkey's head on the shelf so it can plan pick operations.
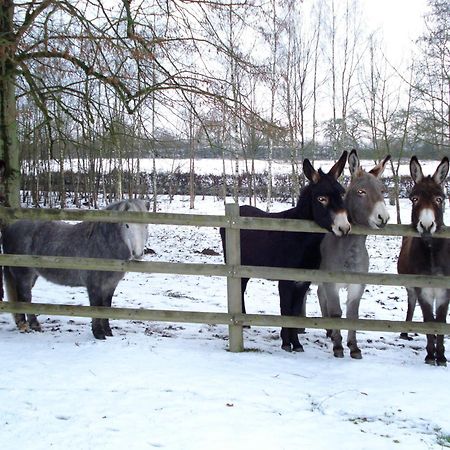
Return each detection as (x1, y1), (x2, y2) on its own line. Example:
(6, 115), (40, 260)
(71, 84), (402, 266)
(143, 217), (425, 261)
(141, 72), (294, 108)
(302, 151), (351, 237)
(345, 150), (391, 229)
(409, 156), (449, 237)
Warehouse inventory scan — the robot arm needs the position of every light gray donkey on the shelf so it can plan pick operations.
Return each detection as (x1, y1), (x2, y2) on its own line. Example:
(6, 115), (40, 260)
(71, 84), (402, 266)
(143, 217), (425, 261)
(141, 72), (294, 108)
(318, 150), (391, 358)
(2, 199), (149, 339)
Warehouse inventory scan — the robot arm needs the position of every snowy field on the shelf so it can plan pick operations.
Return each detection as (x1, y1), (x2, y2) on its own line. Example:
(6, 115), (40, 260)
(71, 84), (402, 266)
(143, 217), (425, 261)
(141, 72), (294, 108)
(1, 192), (450, 449)
(54, 157), (444, 177)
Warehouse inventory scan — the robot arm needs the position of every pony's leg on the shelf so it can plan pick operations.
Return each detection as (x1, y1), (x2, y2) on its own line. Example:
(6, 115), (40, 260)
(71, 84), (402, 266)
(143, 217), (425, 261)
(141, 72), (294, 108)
(87, 284), (108, 340)
(5, 268), (41, 332)
(400, 287), (417, 340)
(317, 284), (332, 338)
(278, 280), (304, 353)
(101, 293), (114, 337)
(322, 283), (343, 358)
(435, 294), (449, 366)
(417, 290), (436, 365)
(346, 284), (365, 359)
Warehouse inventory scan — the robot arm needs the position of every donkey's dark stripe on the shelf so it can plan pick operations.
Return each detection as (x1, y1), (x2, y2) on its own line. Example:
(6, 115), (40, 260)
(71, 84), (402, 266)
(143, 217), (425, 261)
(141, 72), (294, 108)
(318, 149), (391, 359)
(2, 199), (149, 339)
(398, 156), (450, 365)
(220, 152), (350, 352)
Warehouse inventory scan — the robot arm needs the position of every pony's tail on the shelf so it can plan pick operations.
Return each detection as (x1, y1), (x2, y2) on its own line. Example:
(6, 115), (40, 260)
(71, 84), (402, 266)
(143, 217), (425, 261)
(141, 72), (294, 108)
(3, 268), (18, 303)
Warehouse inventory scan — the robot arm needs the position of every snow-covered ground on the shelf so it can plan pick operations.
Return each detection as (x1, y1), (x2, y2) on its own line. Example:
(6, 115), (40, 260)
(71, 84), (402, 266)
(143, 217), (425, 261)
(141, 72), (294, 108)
(53, 157), (443, 177)
(1, 192), (449, 450)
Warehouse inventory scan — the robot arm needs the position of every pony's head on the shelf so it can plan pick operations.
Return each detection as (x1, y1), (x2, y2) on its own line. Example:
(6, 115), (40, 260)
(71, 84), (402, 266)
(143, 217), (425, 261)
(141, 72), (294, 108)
(409, 156), (449, 238)
(107, 199), (150, 259)
(302, 151), (351, 237)
(345, 149), (391, 229)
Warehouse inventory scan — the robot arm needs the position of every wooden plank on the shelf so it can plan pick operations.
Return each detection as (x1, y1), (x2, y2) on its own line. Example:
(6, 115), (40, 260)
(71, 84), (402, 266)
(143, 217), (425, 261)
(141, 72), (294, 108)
(1, 206), (449, 238)
(225, 203), (244, 352)
(0, 254), (448, 289)
(1, 302), (449, 335)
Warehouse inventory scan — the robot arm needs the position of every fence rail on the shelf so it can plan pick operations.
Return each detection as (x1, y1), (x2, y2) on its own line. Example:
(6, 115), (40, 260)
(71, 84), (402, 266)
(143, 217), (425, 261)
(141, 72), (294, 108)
(0, 204), (449, 352)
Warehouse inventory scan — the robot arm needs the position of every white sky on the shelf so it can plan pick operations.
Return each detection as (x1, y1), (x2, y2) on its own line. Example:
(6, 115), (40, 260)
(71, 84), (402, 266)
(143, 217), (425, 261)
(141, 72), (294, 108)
(361, 0), (428, 64)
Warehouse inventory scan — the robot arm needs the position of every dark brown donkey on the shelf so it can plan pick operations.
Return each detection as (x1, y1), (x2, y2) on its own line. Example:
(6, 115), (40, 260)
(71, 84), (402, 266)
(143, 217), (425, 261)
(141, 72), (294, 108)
(398, 156), (449, 366)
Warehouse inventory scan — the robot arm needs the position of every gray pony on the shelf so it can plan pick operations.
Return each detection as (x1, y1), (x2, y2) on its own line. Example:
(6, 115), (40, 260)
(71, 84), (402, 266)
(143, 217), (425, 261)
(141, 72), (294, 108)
(318, 150), (390, 359)
(2, 199), (149, 339)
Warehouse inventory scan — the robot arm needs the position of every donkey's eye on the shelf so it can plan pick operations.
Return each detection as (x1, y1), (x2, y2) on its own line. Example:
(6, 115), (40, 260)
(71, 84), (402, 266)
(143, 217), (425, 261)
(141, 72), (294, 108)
(411, 196), (419, 204)
(357, 189), (366, 196)
(435, 196), (443, 204)
(317, 196), (329, 205)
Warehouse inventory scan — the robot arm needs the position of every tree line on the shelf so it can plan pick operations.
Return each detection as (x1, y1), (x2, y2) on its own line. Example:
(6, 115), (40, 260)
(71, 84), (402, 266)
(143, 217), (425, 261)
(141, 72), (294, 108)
(1, 0), (448, 222)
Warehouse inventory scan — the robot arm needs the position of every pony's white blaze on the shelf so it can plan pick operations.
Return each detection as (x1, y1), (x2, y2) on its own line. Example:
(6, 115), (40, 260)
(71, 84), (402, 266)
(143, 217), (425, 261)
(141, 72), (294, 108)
(122, 223), (148, 259)
(368, 201), (390, 229)
(331, 211), (351, 236)
(417, 208), (436, 234)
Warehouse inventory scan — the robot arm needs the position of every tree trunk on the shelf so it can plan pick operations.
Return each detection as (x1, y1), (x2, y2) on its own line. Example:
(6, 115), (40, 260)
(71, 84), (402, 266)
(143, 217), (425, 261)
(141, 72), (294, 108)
(0, 0), (20, 208)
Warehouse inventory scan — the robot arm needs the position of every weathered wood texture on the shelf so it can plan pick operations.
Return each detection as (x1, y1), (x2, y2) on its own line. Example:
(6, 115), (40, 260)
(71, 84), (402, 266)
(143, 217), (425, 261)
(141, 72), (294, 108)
(0, 204), (449, 345)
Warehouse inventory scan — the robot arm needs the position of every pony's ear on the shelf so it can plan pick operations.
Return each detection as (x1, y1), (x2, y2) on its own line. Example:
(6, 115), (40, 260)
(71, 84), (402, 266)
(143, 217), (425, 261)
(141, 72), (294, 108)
(348, 149), (360, 178)
(303, 159), (320, 184)
(328, 150), (348, 180)
(410, 156), (423, 184)
(369, 154), (391, 178)
(432, 156), (449, 185)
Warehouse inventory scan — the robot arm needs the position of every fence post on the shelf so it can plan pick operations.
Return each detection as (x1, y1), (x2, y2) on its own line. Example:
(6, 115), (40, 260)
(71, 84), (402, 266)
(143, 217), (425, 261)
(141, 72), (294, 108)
(225, 202), (244, 352)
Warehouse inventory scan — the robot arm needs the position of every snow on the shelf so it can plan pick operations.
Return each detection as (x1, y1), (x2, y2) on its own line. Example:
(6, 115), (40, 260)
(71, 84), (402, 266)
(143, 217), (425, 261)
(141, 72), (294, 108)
(1, 193), (449, 450)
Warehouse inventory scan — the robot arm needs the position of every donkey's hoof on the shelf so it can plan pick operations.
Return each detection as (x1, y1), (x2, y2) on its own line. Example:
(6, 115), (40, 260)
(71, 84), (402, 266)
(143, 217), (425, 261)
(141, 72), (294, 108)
(436, 357), (447, 367)
(350, 350), (362, 360)
(281, 344), (292, 352)
(425, 356), (436, 366)
(93, 331), (107, 340)
(333, 348), (344, 358)
(29, 321), (42, 332)
(292, 344), (304, 353)
(399, 333), (413, 341)
(16, 321), (30, 333)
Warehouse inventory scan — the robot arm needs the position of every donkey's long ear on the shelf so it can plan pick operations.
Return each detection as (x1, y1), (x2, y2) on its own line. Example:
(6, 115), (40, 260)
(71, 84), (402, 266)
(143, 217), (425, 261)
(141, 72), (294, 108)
(369, 154), (391, 178)
(348, 149), (360, 178)
(328, 150), (348, 180)
(303, 159), (320, 184)
(432, 156), (449, 185)
(410, 156), (423, 184)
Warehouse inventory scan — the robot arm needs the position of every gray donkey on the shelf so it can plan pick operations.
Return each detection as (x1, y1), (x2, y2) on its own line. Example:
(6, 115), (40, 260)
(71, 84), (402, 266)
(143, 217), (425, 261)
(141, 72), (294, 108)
(2, 199), (149, 339)
(318, 150), (391, 358)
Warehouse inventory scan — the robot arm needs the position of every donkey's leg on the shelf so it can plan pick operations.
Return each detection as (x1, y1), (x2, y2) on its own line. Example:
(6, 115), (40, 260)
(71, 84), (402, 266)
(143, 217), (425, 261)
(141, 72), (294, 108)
(417, 290), (436, 365)
(291, 282), (310, 339)
(317, 284), (332, 338)
(241, 278), (249, 315)
(279, 280), (304, 352)
(346, 284), (365, 359)
(322, 283), (343, 358)
(435, 294), (449, 366)
(400, 287), (417, 340)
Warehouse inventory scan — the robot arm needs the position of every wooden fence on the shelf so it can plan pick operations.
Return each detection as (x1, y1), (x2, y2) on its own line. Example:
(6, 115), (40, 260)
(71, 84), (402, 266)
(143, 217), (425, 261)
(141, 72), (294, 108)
(0, 203), (449, 352)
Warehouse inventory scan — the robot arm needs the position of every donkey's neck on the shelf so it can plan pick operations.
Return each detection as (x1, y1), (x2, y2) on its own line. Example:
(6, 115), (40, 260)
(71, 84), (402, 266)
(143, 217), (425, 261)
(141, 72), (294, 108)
(294, 188), (314, 220)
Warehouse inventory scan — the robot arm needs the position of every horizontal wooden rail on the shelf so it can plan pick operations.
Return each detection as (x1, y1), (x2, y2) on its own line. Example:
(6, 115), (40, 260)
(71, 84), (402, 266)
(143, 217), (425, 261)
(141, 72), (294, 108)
(0, 302), (449, 335)
(0, 254), (449, 289)
(1, 206), (449, 238)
